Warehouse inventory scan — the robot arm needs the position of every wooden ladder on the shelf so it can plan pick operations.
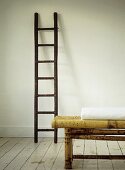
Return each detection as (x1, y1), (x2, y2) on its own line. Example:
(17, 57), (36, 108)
(34, 12), (58, 143)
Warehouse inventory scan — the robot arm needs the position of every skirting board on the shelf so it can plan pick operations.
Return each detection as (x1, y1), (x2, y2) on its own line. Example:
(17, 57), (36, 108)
(0, 127), (64, 137)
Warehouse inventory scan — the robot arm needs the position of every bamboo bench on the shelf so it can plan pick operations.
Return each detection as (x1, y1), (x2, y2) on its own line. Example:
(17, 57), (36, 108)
(52, 116), (125, 169)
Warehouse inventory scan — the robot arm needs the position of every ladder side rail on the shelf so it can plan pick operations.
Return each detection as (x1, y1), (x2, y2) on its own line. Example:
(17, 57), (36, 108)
(34, 13), (39, 143)
(54, 12), (58, 143)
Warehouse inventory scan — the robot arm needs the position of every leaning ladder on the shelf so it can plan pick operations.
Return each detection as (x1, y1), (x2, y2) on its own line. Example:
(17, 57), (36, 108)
(34, 12), (58, 143)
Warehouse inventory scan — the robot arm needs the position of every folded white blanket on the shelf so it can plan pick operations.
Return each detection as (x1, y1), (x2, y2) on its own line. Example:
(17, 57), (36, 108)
(81, 107), (125, 120)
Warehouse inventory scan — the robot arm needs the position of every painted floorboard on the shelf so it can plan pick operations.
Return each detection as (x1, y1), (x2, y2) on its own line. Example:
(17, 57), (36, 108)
(73, 139), (85, 169)
(0, 138), (9, 148)
(0, 138), (125, 170)
(108, 141), (125, 170)
(20, 139), (52, 170)
(0, 138), (23, 160)
(0, 138), (31, 170)
(51, 142), (65, 170)
(83, 140), (98, 170)
(36, 138), (63, 170)
(96, 140), (113, 170)
(4, 139), (39, 170)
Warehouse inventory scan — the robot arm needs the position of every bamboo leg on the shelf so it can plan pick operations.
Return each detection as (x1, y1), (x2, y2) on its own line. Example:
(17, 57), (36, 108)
(65, 128), (73, 169)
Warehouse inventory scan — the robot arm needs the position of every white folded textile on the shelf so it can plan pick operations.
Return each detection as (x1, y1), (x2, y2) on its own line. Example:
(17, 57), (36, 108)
(81, 107), (125, 120)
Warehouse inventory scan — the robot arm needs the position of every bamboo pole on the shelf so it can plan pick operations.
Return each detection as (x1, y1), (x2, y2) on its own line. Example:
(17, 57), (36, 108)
(52, 116), (125, 129)
(70, 135), (125, 141)
(73, 155), (125, 159)
(65, 128), (73, 169)
(71, 129), (125, 135)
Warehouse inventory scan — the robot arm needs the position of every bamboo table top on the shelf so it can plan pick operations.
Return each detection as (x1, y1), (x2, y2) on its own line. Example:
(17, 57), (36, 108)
(52, 116), (125, 129)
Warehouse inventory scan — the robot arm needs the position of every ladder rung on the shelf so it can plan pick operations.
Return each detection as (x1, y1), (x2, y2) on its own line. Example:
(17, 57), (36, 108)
(37, 60), (54, 63)
(38, 77), (54, 80)
(38, 129), (54, 132)
(37, 94), (55, 97)
(38, 44), (54, 47)
(38, 111), (55, 114)
(38, 27), (54, 31)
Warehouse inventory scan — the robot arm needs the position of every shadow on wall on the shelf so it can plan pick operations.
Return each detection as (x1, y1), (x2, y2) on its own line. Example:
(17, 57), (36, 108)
(58, 13), (82, 115)
(37, 13), (82, 116)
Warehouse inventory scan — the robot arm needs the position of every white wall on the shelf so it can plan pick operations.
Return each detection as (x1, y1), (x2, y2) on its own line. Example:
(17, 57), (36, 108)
(0, 0), (125, 137)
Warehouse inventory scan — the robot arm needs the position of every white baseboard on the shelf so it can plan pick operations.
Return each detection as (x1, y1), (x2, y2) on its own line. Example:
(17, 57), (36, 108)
(0, 127), (64, 137)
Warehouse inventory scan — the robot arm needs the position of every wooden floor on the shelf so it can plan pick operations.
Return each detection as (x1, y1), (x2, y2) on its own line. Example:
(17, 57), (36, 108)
(0, 138), (125, 170)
